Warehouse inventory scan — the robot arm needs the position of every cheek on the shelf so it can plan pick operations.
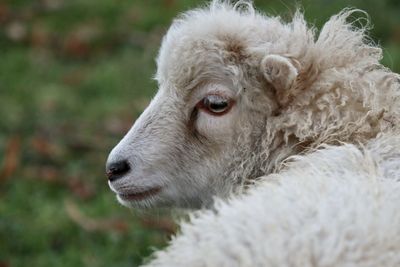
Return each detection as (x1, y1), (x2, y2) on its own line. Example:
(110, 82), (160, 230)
(195, 110), (236, 141)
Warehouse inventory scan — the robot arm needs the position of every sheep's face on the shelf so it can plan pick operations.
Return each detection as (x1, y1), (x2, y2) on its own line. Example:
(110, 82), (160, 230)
(106, 4), (298, 208)
(107, 77), (275, 208)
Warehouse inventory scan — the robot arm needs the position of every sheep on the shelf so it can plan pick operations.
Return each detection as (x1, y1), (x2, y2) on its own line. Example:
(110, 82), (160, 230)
(104, 1), (400, 266)
(142, 134), (400, 266)
(106, 0), (400, 209)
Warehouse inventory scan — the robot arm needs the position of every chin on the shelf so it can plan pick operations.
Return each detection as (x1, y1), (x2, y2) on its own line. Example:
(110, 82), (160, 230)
(115, 189), (207, 209)
(117, 194), (161, 209)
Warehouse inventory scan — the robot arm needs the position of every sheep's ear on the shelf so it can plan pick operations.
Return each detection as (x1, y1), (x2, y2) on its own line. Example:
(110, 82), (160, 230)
(260, 55), (299, 91)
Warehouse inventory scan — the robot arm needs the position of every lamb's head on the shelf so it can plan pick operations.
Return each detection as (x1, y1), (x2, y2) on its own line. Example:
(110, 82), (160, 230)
(106, 2), (298, 208)
(106, 2), (395, 208)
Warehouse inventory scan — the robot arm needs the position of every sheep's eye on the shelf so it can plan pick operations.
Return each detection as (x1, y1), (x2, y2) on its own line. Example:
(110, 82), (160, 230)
(198, 94), (232, 115)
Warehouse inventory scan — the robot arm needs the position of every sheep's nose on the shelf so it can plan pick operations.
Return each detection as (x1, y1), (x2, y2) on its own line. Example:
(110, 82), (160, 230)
(106, 160), (130, 181)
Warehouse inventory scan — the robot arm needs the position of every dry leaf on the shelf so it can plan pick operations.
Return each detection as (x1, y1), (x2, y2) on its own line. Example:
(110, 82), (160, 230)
(30, 135), (58, 157)
(0, 136), (21, 181)
(31, 24), (51, 48)
(62, 23), (101, 58)
(63, 36), (90, 58)
(163, 0), (176, 8)
(0, 3), (10, 23)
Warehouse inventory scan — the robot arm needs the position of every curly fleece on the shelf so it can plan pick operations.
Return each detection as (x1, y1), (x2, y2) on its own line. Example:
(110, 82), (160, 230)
(140, 1), (400, 265)
(144, 133), (400, 267)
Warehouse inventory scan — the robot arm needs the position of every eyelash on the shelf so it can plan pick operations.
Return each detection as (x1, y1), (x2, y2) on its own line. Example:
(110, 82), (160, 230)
(196, 94), (234, 116)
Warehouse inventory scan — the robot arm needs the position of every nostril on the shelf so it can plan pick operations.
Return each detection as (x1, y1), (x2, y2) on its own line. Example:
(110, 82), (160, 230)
(106, 160), (131, 181)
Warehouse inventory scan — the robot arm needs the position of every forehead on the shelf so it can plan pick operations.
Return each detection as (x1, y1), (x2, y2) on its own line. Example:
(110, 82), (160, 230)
(155, 6), (284, 95)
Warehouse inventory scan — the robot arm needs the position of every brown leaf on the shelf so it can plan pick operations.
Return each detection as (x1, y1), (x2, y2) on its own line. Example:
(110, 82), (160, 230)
(0, 136), (21, 181)
(162, 0), (176, 8)
(391, 26), (400, 43)
(65, 200), (129, 233)
(63, 36), (90, 58)
(0, 3), (10, 24)
(30, 134), (65, 161)
(62, 23), (101, 59)
(30, 135), (59, 157)
(31, 24), (51, 48)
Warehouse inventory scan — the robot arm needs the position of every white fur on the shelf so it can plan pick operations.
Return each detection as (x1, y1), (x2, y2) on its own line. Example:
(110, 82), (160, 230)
(105, 1), (400, 266)
(107, 0), (400, 208)
(143, 134), (400, 266)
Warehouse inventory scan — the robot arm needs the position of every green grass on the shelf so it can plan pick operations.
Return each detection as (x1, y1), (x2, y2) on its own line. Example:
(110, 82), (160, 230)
(1, 0), (399, 266)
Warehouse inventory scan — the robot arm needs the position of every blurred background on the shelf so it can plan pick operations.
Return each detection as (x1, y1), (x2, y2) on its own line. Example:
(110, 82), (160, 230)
(0, 0), (399, 266)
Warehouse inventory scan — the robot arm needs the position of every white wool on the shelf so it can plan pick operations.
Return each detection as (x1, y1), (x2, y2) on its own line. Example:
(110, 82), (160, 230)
(107, 0), (400, 208)
(143, 134), (400, 266)
(121, 2), (400, 265)
(107, 1), (400, 264)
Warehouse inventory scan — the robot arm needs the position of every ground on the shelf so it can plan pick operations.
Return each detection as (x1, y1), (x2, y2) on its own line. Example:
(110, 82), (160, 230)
(0, 0), (399, 266)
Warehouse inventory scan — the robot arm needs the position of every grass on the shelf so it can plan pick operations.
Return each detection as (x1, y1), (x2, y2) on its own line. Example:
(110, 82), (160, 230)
(0, 0), (399, 266)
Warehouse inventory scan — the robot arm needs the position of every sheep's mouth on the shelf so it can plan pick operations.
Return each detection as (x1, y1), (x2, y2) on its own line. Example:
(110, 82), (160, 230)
(118, 187), (162, 201)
